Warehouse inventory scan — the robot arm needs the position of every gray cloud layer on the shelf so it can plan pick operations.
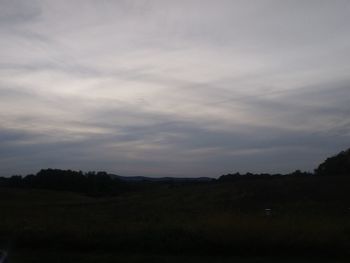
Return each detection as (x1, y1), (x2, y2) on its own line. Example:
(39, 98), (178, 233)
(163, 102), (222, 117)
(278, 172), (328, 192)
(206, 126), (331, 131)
(0, 0), (350, 176)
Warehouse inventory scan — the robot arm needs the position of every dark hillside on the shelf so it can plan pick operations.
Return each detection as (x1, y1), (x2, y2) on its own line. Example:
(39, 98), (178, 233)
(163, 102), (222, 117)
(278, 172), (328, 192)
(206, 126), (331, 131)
(1, 175), (350, 262)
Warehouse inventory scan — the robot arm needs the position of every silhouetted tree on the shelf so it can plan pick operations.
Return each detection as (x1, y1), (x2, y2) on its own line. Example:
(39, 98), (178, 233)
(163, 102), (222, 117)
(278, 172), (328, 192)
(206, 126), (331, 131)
(315, 148), (350, 176)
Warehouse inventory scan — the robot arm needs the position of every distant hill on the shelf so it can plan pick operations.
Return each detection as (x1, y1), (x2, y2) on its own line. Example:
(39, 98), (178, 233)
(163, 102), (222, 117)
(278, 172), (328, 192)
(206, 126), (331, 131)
(109, 174), (213, 183)
(315, 148), (350, 176)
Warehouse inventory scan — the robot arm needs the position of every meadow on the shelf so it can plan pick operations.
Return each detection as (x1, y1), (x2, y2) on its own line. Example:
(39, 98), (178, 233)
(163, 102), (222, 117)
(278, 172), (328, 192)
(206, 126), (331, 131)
(1, 175), (350, 262)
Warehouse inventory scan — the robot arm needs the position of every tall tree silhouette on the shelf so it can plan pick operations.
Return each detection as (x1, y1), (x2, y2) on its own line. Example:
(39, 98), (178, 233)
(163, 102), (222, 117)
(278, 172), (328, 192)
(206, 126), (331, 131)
(315, 148), (350, 176)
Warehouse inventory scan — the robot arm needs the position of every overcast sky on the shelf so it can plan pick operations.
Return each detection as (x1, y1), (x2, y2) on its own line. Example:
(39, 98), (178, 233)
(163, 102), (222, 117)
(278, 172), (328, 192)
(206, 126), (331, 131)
(0, 0), (349, 177)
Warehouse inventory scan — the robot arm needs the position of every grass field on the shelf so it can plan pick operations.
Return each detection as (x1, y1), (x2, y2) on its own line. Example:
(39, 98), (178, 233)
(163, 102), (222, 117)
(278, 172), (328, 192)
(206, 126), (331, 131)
(1, 177), (350, 262)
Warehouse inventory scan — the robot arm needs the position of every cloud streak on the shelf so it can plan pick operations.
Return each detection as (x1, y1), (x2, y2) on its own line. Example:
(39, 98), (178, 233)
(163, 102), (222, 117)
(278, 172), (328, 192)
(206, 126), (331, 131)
(0, 0), (350, 176)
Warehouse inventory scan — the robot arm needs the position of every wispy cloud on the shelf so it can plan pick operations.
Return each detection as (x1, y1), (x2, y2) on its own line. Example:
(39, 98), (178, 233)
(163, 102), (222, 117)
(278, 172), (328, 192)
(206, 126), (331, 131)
(0, 0), (349, 176)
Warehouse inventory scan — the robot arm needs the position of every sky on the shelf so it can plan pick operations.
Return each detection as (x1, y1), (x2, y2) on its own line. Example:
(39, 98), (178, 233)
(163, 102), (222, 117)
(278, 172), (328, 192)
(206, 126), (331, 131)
(0, 0), (350, 177)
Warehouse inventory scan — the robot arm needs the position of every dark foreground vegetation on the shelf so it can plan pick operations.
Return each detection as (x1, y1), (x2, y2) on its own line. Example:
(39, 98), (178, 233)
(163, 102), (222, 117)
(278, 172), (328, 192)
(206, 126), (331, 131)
(0, 148), (350, 262)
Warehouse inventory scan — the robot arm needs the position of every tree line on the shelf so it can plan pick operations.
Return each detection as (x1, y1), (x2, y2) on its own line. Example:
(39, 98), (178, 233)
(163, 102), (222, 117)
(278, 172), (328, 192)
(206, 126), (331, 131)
(0, 148), (349, 194)
(0, 169), (126, 196)
(218, 148), (350, 182)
